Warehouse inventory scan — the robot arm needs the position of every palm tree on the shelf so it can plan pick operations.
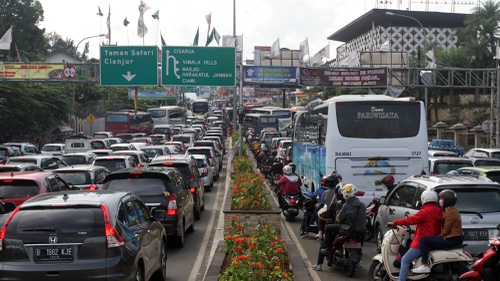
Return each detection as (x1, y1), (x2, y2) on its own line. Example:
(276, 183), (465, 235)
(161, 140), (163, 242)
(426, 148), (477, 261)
(458, 0), (500, 102)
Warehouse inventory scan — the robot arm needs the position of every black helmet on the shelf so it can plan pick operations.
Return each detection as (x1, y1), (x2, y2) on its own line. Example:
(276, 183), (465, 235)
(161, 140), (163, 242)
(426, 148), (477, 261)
(381, 174), (395, 188)
(323, 171), (342, 188)
(439, 189), (457, 208)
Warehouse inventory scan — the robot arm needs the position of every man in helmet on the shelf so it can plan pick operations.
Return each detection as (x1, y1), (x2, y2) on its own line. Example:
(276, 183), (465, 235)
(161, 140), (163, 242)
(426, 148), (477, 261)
(385, 190), (443, 280)
(413, 189), (462, 274)
(313, 183), (366, 271)
(276, 165), (301, 208)
(270, 156), (284, 177)
(304, 172), (343, 239)
(379, 174), (396, 198)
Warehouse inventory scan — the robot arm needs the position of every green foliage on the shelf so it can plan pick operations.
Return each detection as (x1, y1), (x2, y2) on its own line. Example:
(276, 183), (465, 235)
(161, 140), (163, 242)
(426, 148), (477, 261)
(0, 0), (47, 59)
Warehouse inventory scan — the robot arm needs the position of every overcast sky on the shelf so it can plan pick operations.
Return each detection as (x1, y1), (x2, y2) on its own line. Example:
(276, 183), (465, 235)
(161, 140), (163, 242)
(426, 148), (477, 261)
(37, 0), (477, 62)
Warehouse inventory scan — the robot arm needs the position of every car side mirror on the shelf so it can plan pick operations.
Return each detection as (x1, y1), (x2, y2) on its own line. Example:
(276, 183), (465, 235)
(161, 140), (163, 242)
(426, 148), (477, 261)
(415, 200), (422, 208)
(378, 196), (386, 204)
(3, 202), (16, 213)
(152, 209), (167, 221)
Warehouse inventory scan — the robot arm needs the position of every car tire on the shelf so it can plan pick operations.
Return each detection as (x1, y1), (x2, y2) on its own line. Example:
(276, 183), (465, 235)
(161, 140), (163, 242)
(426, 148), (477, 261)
(194, 204), (201, 220)
(135, 264), (144, 281)
(187, 218), (195, 233)
(175, 223), (185, 248)
(152, 240), (167, 281)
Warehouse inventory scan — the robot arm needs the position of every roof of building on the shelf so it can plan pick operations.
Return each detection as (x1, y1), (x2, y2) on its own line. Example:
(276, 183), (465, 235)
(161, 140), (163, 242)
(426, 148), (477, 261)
(328, 9), (468, 42)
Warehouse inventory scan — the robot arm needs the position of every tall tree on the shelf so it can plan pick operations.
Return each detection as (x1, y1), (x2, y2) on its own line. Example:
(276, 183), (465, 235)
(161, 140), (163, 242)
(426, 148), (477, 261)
(0, 0), (47, 60)
(458, 0), (500, 102)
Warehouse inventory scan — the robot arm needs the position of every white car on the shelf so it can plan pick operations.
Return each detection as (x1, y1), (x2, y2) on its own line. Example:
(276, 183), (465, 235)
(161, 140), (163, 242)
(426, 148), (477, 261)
(40, 143), (65, 156)
(192, 154), (214, 192)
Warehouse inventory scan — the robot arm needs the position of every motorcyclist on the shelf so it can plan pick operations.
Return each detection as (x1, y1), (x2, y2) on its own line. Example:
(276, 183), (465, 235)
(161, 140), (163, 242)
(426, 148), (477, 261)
(413, 189), (463, 274)
(313, 183), (366, 271)
(301, 172), (342, 239)
(385, 190), (443, 281)
(380, 174), (396, 198)
(276, 165), (301, 209)
(257, 146), (270, 169)
(270, 156), (284, 177)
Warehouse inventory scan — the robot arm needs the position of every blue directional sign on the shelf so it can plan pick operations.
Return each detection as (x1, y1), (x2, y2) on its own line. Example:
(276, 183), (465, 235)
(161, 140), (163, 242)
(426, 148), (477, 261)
(100, 46), (158, 86)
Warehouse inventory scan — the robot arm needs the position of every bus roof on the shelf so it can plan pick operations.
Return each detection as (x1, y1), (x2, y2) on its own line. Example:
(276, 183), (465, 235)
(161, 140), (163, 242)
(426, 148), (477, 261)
(314, 94), (417, 111)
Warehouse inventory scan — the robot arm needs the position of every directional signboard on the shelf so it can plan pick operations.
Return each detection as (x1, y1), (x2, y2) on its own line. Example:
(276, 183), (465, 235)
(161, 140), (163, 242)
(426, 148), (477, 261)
(161, 46), (235, 86)
(100, 46), (158, 86)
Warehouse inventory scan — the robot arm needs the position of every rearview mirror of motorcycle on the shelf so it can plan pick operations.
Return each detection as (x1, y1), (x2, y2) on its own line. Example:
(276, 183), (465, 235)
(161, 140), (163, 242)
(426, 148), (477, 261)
(496, 224), (500, 230)
(375, 180), (382, 185)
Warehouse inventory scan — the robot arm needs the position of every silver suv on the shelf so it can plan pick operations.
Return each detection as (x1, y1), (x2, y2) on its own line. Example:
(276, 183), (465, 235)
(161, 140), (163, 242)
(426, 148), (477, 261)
(375, 174), (500, 256)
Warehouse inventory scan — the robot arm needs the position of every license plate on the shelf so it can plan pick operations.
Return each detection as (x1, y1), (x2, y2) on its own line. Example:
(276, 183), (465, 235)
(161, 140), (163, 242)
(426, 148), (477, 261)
(344, 242), (362, 249)
(34, 246), (73, 261)
(463, 229), (489, 240)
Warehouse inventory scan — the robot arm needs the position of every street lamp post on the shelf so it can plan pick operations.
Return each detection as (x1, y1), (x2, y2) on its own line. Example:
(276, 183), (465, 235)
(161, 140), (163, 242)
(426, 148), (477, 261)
(386, 12), (429, 116)
(71, 34), (105, 132)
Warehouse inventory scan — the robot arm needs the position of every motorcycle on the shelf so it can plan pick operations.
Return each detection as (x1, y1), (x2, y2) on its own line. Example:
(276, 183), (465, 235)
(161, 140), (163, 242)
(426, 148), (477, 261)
(459, 224), (500, 281)
(300, 190), (318, 236)
(324, 231), (364, 277)
(369, 225), (472, 281)
(365, 196), (381, 242)
(281, 192), (301, 222)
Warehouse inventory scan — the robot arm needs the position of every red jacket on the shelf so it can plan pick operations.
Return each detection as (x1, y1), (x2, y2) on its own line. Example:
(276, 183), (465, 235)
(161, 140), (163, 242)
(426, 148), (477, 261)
(393, 203), (443, 249)
(276, 174), (300, 195)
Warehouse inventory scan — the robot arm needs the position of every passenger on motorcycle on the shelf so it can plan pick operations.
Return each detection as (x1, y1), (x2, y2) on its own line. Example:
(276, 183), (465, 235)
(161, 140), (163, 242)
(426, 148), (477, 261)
(276, 165), (301, 208)
(385, 190), (443, 281)
(413, 189), (463, 274)
(313, 183), (366, 271)
(257, 146), (270, 169)
(301, 172), (342, 239)
(270, 156), (284, 177)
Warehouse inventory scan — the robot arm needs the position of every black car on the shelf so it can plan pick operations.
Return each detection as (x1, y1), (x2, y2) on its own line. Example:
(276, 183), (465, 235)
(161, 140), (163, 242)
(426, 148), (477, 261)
(102, 167), (195, 248)
(0, 190), (168, 280)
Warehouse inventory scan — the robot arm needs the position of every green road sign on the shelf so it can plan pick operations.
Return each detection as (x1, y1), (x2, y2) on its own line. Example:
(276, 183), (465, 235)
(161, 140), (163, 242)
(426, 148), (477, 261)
(161, 46), (235, 87)
(100, 46), (158, 86)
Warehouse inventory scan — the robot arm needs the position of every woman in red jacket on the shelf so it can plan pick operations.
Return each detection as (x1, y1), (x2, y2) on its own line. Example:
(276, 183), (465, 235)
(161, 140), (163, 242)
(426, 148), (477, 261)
(386, 189), (443, 281)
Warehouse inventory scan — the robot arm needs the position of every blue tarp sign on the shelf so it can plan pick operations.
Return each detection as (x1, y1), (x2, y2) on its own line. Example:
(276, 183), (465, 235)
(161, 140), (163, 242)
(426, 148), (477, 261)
(243, 66), (299, 86)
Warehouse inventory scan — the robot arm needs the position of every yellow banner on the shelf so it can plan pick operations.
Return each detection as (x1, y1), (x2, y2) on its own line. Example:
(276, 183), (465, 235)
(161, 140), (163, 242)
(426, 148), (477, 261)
(0, 64), (66, 80)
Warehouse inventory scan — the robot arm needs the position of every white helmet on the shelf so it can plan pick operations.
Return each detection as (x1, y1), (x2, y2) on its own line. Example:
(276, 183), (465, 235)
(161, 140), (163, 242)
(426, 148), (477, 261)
(341, 183), (357, 199)
(421, 190), (438, 205)
(283, 165), (292, 175)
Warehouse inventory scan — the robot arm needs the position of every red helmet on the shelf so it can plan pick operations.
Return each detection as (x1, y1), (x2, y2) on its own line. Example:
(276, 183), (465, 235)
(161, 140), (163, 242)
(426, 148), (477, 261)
(381, 175), (395, 188)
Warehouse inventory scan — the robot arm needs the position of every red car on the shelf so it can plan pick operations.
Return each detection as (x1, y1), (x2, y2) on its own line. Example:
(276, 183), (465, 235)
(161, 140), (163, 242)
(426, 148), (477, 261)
(0, 171), (71, 207)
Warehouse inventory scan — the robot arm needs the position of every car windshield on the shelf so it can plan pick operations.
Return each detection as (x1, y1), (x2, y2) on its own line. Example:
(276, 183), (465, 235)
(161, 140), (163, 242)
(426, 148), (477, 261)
(42, 145), (62, 151)
(141, 148), (163, 158)
(56, 171), (91, 185)
(0, 180), (39, 198)
(7, 158), (37, 165)
(0, 149), (8, 156)
(445, 188), (500, 213)
(62, 155), (87, 165)
(105, 177), (171, 195)
(433, 161), (473, 174)
(485, 171), (500, 184)
(93, 159), (127, 172)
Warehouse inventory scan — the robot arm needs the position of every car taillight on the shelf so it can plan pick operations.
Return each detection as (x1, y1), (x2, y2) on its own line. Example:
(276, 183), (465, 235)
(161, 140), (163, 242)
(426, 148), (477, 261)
(0, 206), (20, 251)
(88, 185), (97, 190)
(421, 170), (427, 175)
(290, 197), (297, 204)
(203, 168), (208, 174)
(167, 194), (177, 216)
(189, 187), (196, 194)
(137, 163), (142, 167)
(211, 157), (215, 163)
(100, 205), (124, 248)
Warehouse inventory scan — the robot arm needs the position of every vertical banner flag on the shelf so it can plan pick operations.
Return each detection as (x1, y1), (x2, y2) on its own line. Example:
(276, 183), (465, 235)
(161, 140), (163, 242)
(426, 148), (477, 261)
(213, 28), (221, 45)
(137, 1), (149, 38)
(0, 26), (13, 50)
(123, 18), (130, 26)
(312, 44), (329, 64)
(193, 26), (199, 46)
(271, 38), (280, 58)
(206, 29), (214, 46)
(205, 12), (212, 42)
(161, 32), (166, 46)
(96, 6), (103, 16)
(105, 6), (111, 40)
(152, 10), (159, 20)
(299, 38), (309, 64)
